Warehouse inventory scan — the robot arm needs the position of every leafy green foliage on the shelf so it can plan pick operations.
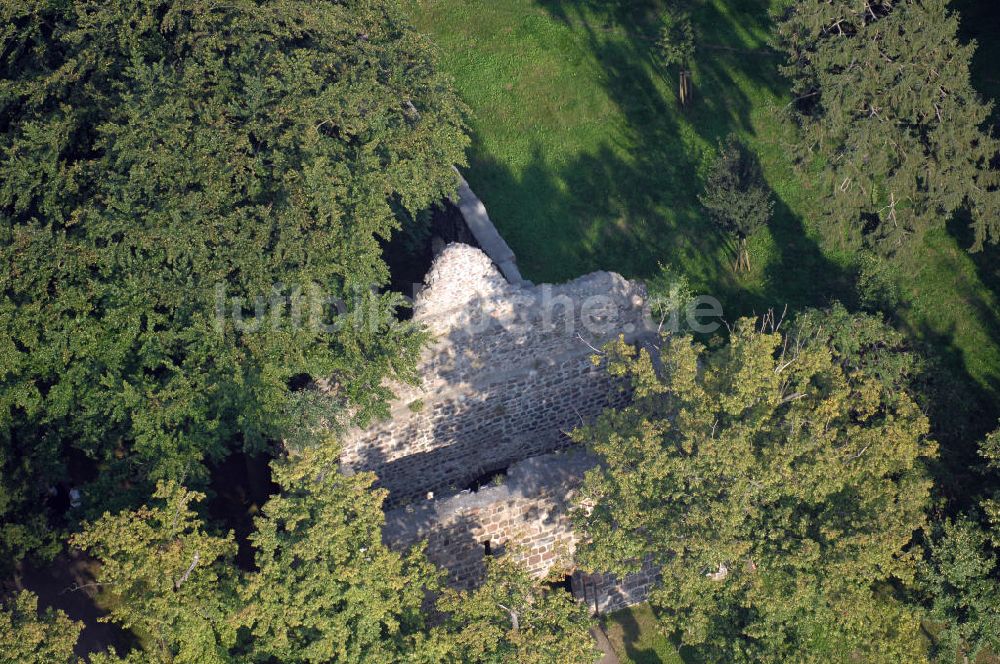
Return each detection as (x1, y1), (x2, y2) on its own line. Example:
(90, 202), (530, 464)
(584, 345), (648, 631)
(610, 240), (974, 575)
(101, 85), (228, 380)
(856, 251), (902, 314)
(919, 517), (1000, 663)
(658, 7), (696, 68)
(0, 451), (61, 576)
(241, 442), (443, 664)
(87, 651), (148, 664)
(0, 0), (466, 565)
(658, 2), (698, 106)
(573, 313), (935, 662)
(775, 0), (1000, 253)
(71, 482), (239, 664)
(790, 302), (920, 403)
(982, 427), (1000, 538)
(44, 443), (592, 663)
(698, 135), (773, 271)
(0, 590), (81, 664)
(436, 555), (598, 664)
(409, 0), (1000, 458)
(646, 262), (695, 334)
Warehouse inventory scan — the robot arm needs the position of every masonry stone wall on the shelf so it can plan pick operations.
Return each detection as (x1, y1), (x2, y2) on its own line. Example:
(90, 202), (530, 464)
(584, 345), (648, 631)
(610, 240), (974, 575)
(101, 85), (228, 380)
(571, 559), (662, 615)
(382, 449), (659, 614)
(341, 243), (653, 507)
(343, 240), (660, 614)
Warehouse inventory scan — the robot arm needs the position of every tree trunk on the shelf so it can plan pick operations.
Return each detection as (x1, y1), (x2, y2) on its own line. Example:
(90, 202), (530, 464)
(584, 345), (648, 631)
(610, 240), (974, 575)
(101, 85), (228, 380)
(732, 237), (750, 273)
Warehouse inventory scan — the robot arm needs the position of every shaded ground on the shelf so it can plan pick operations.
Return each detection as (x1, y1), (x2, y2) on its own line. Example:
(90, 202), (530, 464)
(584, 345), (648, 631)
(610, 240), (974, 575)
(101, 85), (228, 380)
(602, 603), (685, 664)
(206, 451), (279, 570)
(408, 0), (852, 311)
(12, 552), (135, 659)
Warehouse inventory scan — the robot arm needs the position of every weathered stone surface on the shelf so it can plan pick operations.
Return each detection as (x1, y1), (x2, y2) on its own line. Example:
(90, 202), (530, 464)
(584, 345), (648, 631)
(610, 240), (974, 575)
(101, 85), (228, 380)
(341, 243), (654, 506)
(343, 241), (658, 613)
(451, 170), (525, 285)
(382, 449), (659, 614)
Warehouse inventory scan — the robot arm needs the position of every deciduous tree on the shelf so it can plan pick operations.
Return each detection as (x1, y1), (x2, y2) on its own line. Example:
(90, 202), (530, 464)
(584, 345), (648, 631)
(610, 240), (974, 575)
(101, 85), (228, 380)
(241, 442), (443, 664)
(573, 312), (935, 661)
(0, 590), (81, 664)
(919, 516), (1000, 663)
(436, 555), (598, 664)
(918, 424), (1000, 663)
(71, 482), (239, 664)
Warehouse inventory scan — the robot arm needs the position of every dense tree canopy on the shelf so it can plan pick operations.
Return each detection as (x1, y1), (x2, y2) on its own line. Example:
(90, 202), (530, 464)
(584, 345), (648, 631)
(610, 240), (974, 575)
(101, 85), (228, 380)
(0, 590), (81, 664)
(776, 0), (1000, 252)
(241, 443), (442, 664)
(982, 427), (1000, 537)
(919, 516), (1000, 663)
(61, 442), (594, 663)
(6, 0), (1000, 661)
(71, 482), (239, 664)
(573, 311), (936, 661)
(0, 0), (467, 567)
(917, 425), (1000, 663)
(437, 555), (598, 664)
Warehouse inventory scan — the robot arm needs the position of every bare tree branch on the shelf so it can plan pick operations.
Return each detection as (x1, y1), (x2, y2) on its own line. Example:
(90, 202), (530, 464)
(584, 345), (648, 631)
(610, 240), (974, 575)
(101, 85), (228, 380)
(174, 551), (200, 592)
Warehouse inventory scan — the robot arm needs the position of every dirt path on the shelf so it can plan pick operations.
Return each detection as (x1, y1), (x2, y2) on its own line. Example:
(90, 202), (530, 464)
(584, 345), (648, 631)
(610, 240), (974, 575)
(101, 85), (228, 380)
(591, 624), (621, 663)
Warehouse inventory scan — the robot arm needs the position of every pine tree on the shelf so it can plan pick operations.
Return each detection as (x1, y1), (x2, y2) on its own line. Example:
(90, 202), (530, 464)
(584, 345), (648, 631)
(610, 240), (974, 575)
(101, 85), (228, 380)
(698, 135), (773, 272)
(775, 0), (1000, 253)
(0, 0), (465, 565)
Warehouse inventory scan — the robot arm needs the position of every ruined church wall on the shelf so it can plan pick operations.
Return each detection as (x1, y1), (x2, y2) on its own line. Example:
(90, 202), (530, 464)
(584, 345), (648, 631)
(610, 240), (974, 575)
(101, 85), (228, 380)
(340, 357), (626, 506)
(341, 244), (653, 507)
(382, 450), (659, 614)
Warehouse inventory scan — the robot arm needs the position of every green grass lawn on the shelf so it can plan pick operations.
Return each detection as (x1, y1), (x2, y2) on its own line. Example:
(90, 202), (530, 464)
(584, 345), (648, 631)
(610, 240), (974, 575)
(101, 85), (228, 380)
(602, 603), (685, 664)
(408, 0), (851, 303)
(406, 0), (1000, 459)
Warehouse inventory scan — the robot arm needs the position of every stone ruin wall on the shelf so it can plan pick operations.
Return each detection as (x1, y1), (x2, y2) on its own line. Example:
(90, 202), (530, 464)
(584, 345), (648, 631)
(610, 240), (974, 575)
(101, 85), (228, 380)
(382, 449), (660, 615)
(341, 241), (660, 614)
(341, 243), (653, 507)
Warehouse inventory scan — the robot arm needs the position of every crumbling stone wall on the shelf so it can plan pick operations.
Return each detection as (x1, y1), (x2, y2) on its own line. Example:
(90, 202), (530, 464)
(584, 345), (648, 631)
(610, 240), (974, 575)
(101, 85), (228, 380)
(347, 241), (659, 613)
(571, 560), (662, 615)
(341, 243), (653, 506)
(382, 449), (658, 613)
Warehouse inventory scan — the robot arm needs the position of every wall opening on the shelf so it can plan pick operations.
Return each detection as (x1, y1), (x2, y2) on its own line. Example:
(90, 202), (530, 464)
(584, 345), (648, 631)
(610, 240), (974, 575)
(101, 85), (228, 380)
(462, 466), (510, 493)
(482, 540), (492, 557)
(544, 574), (574, 595)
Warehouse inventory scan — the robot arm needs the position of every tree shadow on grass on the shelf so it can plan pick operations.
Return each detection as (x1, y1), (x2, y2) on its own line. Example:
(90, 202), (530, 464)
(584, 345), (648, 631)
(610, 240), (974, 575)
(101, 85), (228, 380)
(952, 0), (1000, 128)
(875, 219), (1000, 501)
(610, 608), (664, 663)
(903, 314), (1000, 503)
(466, 0), (852, 321)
